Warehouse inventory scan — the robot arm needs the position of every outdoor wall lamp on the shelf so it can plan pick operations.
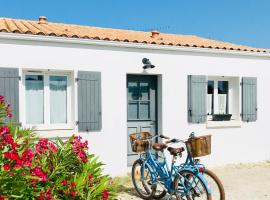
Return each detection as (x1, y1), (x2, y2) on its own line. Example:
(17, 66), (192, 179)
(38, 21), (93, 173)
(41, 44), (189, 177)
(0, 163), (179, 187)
(142, 58), (155, 69)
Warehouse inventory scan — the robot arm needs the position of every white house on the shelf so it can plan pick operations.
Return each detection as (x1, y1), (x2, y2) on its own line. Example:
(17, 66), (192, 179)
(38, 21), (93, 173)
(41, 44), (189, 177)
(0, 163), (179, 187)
(0, 16), (269, 176)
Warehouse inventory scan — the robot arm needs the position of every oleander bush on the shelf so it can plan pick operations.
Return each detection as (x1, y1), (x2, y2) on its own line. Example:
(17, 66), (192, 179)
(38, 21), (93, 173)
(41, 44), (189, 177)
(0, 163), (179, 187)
(0, 96), (117, 200)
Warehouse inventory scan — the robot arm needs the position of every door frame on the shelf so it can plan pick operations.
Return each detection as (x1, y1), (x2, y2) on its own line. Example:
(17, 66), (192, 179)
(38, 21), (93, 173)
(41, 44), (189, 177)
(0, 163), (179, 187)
(126, 74), (161, 165)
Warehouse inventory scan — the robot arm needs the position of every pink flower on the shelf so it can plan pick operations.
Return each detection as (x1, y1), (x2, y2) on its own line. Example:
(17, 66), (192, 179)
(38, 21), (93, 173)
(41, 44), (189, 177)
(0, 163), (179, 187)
(7, 113), (12, 118)
(71, 136), (89, 163)
(70, 181), (76, 188)
(3, 163), (11, 171)
(9, 150), (19, 161)
(31, 166), (47, 182)
(0, 95), (4, 102)
(88, 174), (93, 180)
(0, 126), (9, 135)
(61, 179), (67, 186)
(102, 190), (109, 200)
(3, 152), (10, 159)
(38, 189), (54, 200)
(71, 190), (76, 197)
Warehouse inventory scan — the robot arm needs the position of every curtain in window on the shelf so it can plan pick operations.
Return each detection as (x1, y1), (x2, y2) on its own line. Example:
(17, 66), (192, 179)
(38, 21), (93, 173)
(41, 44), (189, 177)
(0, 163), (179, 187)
(50, 76), (67, 124)
(218, 94), (227, 114)
(25, 75), (44, 124)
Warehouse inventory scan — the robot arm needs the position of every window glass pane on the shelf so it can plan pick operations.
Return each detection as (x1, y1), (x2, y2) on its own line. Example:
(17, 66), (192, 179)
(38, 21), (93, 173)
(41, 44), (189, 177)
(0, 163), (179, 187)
(50, 76), (67, 124)
(128, 102), (138, 119)
(218, 81), (228, 114)
(128, 82), (139, 100)
(208, 81), (214, 94)
(25, 75), (44, 124)
(207, 81), (214, 115)
(139, 102), (150, 119)
(218, 81), (228, 94)
(140, 82), (150, 100)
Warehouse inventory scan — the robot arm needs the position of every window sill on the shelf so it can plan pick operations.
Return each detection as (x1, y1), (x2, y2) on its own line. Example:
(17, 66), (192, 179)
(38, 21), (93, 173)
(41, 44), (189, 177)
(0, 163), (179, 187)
(206, 120), (241, 128)
(23, 124), (74, 131)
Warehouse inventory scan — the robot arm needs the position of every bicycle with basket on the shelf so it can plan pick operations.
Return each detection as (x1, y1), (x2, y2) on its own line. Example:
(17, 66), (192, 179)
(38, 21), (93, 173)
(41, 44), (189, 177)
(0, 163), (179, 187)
(129, 132), (225, 200)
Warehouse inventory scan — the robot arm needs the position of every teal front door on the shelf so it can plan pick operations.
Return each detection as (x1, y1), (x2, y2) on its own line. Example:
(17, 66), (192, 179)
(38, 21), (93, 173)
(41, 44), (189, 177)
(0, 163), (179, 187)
(127, 75), (157, 166)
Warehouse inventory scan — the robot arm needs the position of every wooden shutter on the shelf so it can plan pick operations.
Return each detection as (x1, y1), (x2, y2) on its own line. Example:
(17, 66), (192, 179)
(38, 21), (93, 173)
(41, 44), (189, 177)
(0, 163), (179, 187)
(242, 77), (257, 122)
(0, 68), (20, 123)
(188, 75), (207, 123)
(77, 71), (102, 132)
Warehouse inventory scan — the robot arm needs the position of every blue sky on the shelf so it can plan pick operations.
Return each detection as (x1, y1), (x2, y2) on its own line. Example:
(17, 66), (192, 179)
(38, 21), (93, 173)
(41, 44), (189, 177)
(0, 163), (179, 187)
(1, 0), (270, 48)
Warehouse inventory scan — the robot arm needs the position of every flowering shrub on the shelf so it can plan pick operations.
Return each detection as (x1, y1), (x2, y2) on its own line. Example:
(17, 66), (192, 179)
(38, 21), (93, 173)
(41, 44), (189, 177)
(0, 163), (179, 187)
(0, 96), (117, 199)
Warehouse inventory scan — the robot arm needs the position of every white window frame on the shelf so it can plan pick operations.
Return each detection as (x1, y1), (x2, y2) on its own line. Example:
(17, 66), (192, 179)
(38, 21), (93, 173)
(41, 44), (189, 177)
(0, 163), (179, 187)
(21, 70), (73, 130)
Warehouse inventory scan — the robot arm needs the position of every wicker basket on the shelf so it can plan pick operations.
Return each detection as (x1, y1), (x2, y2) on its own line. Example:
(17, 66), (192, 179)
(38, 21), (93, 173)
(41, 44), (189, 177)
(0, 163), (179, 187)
(129, 132), (152, 153)
(186, 135), (211, 157)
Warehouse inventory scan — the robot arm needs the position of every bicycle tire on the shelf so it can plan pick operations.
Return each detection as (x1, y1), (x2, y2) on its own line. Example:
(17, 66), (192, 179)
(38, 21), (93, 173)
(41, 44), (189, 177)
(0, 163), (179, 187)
(152, 171), (167, 199)
(131, 159), (156, 199)
(174, 170), (212, 200)
(203, 169), (225, 200)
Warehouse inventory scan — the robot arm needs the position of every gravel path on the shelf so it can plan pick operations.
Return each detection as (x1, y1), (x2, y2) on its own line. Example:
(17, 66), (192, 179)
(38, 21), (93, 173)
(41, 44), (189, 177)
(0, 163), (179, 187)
(117, 161), (270, 200)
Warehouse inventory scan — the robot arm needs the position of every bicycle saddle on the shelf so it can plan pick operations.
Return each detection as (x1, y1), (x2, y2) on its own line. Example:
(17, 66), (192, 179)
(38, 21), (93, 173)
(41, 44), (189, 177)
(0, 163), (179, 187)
(152, 143), (167, 151)
(167, 147), (185, 156)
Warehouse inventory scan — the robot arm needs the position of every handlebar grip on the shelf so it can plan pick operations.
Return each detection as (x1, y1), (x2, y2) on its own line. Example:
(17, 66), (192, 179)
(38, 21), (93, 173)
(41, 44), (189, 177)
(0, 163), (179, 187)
(160, 135), (170, 139)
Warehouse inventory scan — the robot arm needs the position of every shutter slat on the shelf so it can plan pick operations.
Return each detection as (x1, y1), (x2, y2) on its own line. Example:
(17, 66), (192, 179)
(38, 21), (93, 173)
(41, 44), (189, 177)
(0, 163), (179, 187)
(0, 68), (20, 123)
(77, 71), (102, 131)
(242, 77), (257, 122)
(188, 75), (207, 123)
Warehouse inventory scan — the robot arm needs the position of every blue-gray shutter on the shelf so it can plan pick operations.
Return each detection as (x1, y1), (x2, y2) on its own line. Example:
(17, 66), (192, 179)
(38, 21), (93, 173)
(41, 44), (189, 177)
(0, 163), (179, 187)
(0, 68), (20, 123)
(242, 77), (257, 122)
(188, 75), (207, 123)
(77, 71), (101, 132)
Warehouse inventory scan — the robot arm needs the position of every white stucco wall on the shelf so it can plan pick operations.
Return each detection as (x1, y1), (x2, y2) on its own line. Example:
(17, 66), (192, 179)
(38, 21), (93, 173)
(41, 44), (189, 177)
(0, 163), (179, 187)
(0, 34), (269, 176)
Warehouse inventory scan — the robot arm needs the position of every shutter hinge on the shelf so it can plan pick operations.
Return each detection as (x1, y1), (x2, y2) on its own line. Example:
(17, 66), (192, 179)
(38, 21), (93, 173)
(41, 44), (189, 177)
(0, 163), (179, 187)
(75, 78), (79, 82)
(76, 121), (79, 125)
(18, 76), (21, 81)
(240, 82), (242, 86)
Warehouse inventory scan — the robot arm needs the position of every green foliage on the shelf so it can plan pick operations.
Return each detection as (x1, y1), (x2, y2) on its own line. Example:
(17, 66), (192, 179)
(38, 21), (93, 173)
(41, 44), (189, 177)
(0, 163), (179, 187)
(0, 96), (118, 199)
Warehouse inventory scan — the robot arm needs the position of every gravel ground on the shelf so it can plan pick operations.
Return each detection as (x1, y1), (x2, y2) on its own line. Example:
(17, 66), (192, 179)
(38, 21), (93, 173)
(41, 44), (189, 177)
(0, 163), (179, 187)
(116, 161), (270, 200)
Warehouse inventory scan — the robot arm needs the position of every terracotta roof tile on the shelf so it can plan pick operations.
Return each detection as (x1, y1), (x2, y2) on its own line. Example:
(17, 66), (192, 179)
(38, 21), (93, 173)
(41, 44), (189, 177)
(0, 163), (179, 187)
(0, 17), (268, 53)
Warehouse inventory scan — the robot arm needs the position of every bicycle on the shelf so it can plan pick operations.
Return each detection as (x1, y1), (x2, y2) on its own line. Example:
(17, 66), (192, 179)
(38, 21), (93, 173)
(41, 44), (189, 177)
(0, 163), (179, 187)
(139, 132), (225, 200)
(130, 132), (212, 200)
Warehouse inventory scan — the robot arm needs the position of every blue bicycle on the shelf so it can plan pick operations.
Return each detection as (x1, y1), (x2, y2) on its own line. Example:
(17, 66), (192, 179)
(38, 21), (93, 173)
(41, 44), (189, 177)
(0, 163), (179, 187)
(130, 132), (218, 200)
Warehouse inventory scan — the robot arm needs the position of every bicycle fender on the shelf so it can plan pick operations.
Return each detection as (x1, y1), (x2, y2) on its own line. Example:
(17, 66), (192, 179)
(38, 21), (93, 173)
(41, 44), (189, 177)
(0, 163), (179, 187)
(196, 172), (212, 194)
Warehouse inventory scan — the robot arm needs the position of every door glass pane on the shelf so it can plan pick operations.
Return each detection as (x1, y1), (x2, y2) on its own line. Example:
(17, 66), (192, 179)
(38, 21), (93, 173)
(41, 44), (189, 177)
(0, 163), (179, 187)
(128, 82), (139, 100)
(140, 82), (150, 100)
(218, 81), (229, 114)
(25, 75), (44, 124)
(50, 76), (67, 124)
(139, 102), (150, 119)
(128, 102), (138, 119)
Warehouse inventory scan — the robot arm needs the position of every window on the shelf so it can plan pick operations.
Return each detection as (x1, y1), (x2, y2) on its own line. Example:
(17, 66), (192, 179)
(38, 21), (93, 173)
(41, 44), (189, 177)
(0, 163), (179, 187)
(188, 75), (255, 127)
(23, 71), (72, 129)
(207, 76), (240, 122)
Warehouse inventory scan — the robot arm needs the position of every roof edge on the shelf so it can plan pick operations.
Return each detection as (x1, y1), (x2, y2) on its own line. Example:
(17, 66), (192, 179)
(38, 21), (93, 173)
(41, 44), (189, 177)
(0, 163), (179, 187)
(0, 32), (269, 59)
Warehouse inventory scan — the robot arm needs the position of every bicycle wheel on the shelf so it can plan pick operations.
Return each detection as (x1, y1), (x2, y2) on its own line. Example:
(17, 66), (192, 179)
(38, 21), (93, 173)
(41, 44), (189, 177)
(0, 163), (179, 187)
(174, 170), (211, 200)
(202, 169), (225, 200)
(152, 171), (167, 199)
(131, 159), (156, 199)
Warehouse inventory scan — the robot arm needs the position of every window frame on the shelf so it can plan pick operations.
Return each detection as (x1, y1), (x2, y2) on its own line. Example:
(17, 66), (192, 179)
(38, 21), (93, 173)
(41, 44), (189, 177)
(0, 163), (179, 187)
(21, 70), (73, 130)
